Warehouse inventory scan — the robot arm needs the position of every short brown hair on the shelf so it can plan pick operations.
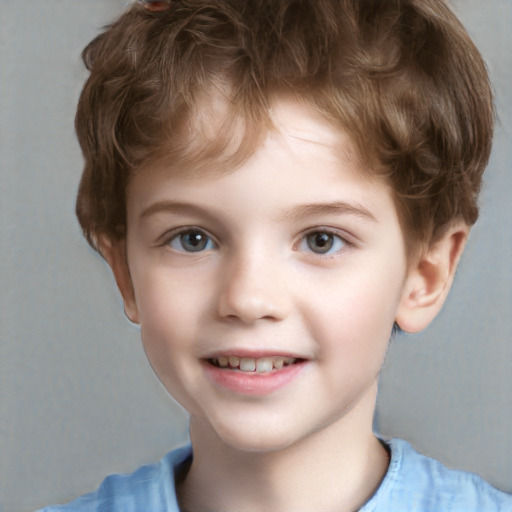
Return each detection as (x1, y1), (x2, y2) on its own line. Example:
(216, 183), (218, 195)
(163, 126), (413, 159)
(75, 0), (494, 254)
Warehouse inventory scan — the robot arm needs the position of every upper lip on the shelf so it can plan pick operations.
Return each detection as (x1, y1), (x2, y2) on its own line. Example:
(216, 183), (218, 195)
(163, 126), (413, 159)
(201, 348), (308, 360)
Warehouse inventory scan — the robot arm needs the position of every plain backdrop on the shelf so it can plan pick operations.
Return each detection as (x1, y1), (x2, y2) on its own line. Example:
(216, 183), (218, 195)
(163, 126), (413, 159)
(0, 1), (511, 511)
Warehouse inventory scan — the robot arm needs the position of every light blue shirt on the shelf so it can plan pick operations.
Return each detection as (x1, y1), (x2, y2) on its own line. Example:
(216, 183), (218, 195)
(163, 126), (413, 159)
(39, 439), (511, 511)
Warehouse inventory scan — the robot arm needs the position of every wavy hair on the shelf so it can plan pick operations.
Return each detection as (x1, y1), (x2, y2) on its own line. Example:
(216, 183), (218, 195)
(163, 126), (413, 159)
(75, 0), (494, 254)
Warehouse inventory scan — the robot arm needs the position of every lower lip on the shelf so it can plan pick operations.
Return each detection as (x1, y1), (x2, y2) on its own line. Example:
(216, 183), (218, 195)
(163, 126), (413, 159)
(203, 360), (308, 396)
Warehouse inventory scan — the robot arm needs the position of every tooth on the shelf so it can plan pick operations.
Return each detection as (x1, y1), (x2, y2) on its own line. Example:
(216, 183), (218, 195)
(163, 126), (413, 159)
(256, 357), (273, 373)
(240, 358), (256, 372)
(229, 356), (240, 368)
(273, 357), (284, 369)
(218, 356), (229, 368)
(284, 357), (295, 366)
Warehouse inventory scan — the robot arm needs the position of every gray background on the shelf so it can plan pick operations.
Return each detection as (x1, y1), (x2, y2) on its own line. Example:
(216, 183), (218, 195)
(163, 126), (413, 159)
(0, 1), (510, 511)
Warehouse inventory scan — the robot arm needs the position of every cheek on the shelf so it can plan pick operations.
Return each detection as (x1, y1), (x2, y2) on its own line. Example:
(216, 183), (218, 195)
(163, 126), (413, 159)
(133, 270), (209, 408)
(301, 268), (403, 369)
(134, 264), (212, 329)
(132, 264), (221, 383)
(132, 270), (201, 367)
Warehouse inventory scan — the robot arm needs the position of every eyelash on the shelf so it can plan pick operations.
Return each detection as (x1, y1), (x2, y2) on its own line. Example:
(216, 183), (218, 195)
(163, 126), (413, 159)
(160, 226), (353, 256)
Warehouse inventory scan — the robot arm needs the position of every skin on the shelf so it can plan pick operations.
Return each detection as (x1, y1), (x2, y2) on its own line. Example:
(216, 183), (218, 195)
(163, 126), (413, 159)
(103, 99), (469, 512)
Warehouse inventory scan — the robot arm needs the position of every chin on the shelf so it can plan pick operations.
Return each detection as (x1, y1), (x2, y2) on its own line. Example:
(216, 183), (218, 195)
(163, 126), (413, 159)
(221, 434), (296, 454)
(210, 419), (312, 455)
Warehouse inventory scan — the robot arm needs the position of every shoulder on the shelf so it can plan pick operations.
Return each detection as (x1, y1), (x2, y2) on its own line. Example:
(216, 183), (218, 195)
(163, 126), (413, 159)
(362, 438), (512, 512)
(36, 444), (192, 512)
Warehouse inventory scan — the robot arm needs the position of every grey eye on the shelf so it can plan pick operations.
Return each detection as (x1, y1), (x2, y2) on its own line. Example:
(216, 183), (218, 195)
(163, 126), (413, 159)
(169, 229), (214, 252)
(306, 232), (334, 253)
(300, 231), (346, 255)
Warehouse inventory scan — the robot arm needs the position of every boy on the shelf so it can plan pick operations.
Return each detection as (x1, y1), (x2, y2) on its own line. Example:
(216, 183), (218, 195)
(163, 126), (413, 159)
(40, 0), (511, 510)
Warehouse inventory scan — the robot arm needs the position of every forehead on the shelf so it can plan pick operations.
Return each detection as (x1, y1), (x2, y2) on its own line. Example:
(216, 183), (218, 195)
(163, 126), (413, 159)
(139, 93), (371, 183)
(127, 98), (398, 227)
(270, 98), (348, 150)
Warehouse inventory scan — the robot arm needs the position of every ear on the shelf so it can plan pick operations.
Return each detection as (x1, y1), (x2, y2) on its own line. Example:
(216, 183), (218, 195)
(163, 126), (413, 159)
(99, 236), (140, 324)
(395, 221), (469, 333)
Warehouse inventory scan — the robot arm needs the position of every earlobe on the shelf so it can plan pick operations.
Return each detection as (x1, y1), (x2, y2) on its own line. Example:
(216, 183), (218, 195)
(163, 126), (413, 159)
(99, 236), (140, 325)
(395, 222), (469, 333)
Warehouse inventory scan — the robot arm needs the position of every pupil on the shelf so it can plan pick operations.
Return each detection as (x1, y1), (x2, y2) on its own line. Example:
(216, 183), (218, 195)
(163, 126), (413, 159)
(182, 231), (207, 251)
(307, 232), (333, 253)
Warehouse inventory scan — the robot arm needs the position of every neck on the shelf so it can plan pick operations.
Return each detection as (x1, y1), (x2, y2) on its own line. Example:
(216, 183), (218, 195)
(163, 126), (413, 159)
(177, 385), (389, 512)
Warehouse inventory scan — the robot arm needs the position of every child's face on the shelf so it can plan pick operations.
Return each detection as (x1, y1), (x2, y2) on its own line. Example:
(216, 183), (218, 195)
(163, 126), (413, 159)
(120, 99), (413, 452)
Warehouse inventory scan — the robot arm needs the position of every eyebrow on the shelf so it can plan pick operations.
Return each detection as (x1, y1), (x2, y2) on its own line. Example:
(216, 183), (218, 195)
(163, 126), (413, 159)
(281, 201), (377, 223)
(139, 200), (377, 223)
(140, 201), (211, 220)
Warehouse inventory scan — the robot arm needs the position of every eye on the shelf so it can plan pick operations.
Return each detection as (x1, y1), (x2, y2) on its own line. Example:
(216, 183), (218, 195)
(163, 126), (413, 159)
(167, 228), (215, 253)
(298, 230), (347, 255)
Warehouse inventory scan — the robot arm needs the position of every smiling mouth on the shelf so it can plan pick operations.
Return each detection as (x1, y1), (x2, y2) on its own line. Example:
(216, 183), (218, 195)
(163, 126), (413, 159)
(207, 356), (301, 374)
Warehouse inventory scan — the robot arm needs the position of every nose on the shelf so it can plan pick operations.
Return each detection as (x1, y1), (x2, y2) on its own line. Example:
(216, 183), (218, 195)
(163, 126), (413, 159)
(216, 250), (290, 324)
